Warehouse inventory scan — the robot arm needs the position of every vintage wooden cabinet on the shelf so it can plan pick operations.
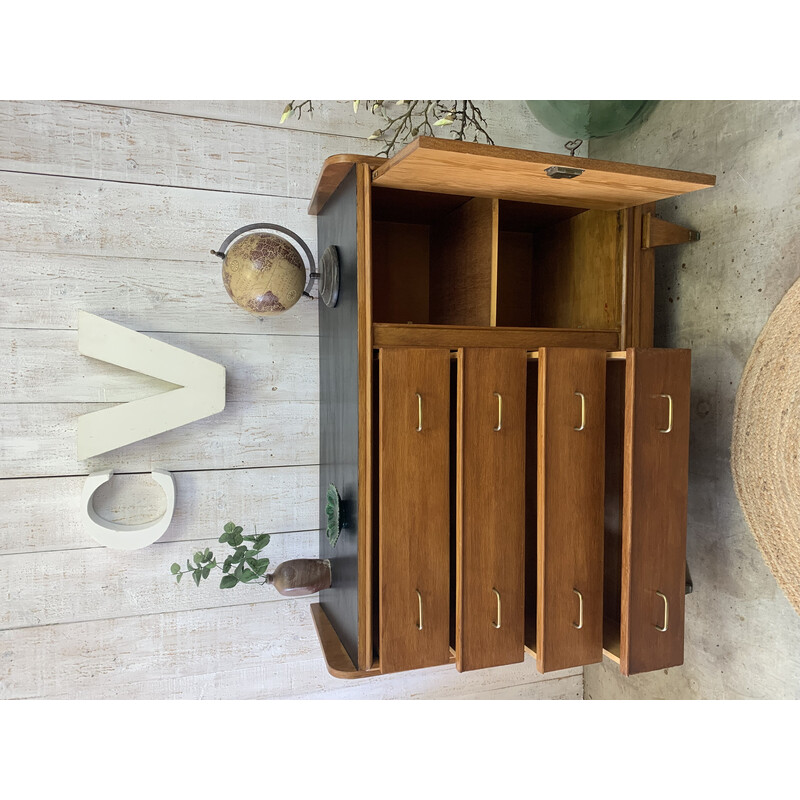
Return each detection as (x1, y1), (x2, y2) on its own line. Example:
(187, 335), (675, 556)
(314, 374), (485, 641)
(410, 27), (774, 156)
(308, 137), (714, 679)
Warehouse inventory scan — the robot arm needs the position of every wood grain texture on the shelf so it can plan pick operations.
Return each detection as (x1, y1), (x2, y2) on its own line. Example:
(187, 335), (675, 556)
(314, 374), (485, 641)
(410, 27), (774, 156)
(0, 171), (316, 261)
(456, 349), (526, 671)
(642, 213), (698, 248)
(429, 197), (497, 326)
(379, 348), (451, 674)
(0, 466), (317, 555)
(496, 231), (534, 327)
(374, 323), (619, 350)
(0, 530), (317, 630)
(0, 401), (318, 478)
(373, 137), (716, 210)
(87, 100), (575, 155)
(308, 154), (385, 215)
(530, 210), (624, 331)
(0, 100), (382, 200)
(371, 221), (431, 324)
(0, 601), (580, 699)
(620, 348), (691, 675)
(0, 251), (317, 336)
(0, 329), (317, 404)
(622, 204), (656, 348)
(537, 348), (606, 673)
(310, 603), (381, 679)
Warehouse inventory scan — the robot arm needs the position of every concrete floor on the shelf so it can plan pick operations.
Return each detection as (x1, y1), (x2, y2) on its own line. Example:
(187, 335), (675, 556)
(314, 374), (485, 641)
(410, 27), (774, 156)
(584, 100), (800, 699)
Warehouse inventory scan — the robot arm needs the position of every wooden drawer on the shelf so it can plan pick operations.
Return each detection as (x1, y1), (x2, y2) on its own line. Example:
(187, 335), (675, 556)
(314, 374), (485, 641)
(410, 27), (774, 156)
(536, 347), (607, 673)
(378, 348), (451, 674)
(455, 348), (527, 672)
(620, 348), (691, 675)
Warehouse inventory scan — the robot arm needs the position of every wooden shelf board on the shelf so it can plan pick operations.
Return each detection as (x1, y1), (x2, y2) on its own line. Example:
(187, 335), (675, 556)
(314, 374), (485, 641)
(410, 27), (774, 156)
(372, 138), (716, 211)
(373, 323), (619, 351)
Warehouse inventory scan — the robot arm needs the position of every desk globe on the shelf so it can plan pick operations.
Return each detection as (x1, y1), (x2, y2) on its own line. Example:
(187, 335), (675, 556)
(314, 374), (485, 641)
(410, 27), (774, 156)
(213, 223), (338, 316)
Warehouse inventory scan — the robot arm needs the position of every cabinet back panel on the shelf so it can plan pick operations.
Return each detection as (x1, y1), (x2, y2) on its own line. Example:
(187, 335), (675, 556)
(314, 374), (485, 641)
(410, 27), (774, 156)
(429, 197), (497, 327)
(372, 221), (430, 324)
(531, 210), (623, 331)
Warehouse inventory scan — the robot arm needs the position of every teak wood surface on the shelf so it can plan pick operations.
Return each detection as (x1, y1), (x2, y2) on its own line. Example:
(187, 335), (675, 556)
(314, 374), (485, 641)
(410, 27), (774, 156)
(537, 348), (607, 673)
(373, 324), (620, 351)
(310, 603), (381, 679)
(430, 197), (498, 326)
(620, 348), (691, 675)
(378, 348), (451, 674)
(456, 349), (527, 672)
(372, 138), (716, 210)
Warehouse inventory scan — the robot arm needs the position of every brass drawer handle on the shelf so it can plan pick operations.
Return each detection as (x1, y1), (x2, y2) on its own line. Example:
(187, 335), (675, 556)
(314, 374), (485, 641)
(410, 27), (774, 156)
(416, 589), (423, 630)
(493, 392), (502, 432)
(492, 588), (502, 629)
(415, 392), (422, 432)
(573, 588), (584, 629)
(658, 394), (673, 434)
(655, 590), (669, 632)
(574, 392), (586, 431)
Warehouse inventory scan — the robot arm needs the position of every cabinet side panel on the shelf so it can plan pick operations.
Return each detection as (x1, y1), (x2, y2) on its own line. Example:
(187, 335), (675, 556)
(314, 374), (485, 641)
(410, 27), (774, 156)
(318, 166), (361, 667)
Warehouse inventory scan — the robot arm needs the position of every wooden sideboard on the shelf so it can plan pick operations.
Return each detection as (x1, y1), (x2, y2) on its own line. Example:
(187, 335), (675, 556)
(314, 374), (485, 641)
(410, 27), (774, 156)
(309, 137), (715, 679)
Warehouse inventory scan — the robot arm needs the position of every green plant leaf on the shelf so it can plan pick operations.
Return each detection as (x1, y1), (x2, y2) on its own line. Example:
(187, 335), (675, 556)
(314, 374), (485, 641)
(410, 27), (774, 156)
(234, 564), (245, 580)
(220, 575), (238, 589)
(233, 526), (243, 535)
(224, 522), (235, 534)
(218, 533), (229, 544)
(255, 562), (269, 577)
(193, 570), (201, 587)
(254, 534), (270, 551)
(246, 557), (258, 570)
(232, 545), (247, 561)
(186, 560), (193, 572)
(239, 569), (257, 583)
(256, 558), (270, 569)
(222, 556), (233, 573)
(231, 533), (244, 547)
(194, 552), (203, 565)
(202, 566), (211, 579)
(280, 104), (292, 124)
(170, 563), (180, 574)
(176, 572), (182, 584)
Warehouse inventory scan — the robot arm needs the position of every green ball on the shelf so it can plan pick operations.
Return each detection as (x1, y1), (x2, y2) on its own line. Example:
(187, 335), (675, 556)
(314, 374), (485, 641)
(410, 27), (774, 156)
(526, 100), (657, 141)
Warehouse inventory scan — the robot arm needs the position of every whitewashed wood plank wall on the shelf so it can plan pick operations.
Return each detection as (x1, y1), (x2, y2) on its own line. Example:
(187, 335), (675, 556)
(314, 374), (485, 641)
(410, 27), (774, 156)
(0, 99), (584, 700)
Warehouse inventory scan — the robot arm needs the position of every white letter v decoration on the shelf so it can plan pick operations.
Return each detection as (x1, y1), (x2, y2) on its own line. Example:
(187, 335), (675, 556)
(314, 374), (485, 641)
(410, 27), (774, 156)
(77, 311), (226, 460)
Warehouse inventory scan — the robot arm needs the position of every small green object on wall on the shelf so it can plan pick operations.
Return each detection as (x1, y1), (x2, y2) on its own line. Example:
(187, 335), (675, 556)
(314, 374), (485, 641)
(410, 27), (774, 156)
(326, 484), (342, 548)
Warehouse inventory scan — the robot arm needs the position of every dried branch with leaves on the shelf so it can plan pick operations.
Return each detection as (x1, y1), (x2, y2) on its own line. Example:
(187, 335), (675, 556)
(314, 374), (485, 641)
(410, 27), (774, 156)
(280, 100), (495, 157)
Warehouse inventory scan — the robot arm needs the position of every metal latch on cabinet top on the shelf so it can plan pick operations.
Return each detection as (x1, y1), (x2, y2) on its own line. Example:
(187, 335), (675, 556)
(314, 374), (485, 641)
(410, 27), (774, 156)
(545, 165), (585, 179)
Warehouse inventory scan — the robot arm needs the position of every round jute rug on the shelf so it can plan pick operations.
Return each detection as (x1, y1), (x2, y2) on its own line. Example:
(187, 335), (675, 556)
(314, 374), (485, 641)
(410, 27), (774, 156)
(731, 276), (800, 616)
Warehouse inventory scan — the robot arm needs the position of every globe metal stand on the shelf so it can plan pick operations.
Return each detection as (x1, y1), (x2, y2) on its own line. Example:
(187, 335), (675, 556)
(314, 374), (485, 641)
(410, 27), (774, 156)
(211, 222), (339, 308)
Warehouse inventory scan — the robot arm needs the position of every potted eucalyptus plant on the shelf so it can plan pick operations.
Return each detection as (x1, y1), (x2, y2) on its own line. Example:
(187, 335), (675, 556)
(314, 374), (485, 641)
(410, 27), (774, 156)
(170, 522), (331, 596)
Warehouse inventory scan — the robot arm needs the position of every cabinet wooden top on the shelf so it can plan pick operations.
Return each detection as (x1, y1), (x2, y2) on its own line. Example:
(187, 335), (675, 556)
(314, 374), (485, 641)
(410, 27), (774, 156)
(308, 137), (715, 215)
